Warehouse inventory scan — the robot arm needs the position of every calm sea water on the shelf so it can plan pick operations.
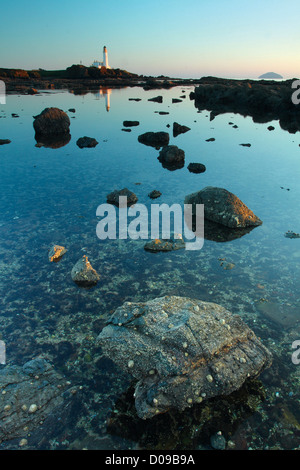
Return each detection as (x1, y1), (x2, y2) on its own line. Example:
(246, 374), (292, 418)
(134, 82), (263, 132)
(0, 85), (300, 450)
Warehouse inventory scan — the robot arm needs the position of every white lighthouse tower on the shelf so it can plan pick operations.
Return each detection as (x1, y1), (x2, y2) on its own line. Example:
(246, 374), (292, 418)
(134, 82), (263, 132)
(103, 46), (109, 68)
(91, 45), (111, 69)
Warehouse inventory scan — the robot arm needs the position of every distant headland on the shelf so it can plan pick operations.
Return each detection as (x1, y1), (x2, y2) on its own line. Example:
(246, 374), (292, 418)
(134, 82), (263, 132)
(258, 72), (283, 79)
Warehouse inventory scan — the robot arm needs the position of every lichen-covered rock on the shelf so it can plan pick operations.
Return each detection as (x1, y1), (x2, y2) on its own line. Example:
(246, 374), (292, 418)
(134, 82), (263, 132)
(71, 255), (100, 287)
(97, 296), (272, 419)
(0, 358), (78, 445)
(33, 107), (70, 136)
(48, 245), (67, 262)
(184, 186), (262, 228)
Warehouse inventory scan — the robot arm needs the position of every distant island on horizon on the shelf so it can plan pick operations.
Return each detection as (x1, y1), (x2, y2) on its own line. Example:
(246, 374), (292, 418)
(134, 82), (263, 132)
(258, 72), (283, 79)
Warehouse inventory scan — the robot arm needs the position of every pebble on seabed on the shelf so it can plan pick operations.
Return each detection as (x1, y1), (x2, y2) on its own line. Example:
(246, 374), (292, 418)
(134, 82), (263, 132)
(19, 439), (28, 447)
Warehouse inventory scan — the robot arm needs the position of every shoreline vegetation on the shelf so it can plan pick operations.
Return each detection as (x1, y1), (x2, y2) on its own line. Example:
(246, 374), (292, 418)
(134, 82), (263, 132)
(1, 65), (300, 133)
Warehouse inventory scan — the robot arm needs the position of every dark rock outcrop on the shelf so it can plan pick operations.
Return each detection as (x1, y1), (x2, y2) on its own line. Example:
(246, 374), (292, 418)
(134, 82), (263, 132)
(191, 77), (300, 134)
(184, 186), (262, 228)
(98, 295), (272, 419)
(138, 131), (169, 148)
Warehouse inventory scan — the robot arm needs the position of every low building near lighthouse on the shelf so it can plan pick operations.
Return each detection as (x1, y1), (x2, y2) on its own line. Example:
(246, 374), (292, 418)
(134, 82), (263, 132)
(92, 45), (111, 69)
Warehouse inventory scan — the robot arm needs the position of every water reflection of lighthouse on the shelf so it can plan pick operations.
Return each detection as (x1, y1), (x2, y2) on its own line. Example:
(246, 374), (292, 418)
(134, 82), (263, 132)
(94, 87), (112, 112)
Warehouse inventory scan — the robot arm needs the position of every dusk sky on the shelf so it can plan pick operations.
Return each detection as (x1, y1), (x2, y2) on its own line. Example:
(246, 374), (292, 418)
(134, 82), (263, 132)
(1, 0), (299, 79)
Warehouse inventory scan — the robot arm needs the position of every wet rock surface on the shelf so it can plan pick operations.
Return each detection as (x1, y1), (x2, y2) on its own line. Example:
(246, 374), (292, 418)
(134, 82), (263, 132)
(33, 107), (70, 136)
(185, 186), (262, 228)
(76, 136), (98, 148)
(138, 131), (169, 148)
(71, 255), (100, 287)
(0, 358), (79, 446)
(98, 295), (272, 419)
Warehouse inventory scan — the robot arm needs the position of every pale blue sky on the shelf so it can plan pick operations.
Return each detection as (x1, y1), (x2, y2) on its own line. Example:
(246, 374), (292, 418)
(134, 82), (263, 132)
(1, 0), (299, 78)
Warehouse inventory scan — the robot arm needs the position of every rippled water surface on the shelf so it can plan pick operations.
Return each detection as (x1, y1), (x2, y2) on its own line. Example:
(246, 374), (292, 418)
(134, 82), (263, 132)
(1, 86), (300, 450)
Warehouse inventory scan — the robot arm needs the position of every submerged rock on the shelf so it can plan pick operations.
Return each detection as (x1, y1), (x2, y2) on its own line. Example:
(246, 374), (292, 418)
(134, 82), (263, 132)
(144, 235), (185, 252)
(148, 190), (162, 199)
(0, 358), (78, 445)
(33, 107), (70, 136)
(138, 131), (169, 148)
(106, 188), (138, 207)
(76, 136), (98, 148)
(184, 186), (262, 228)
(71, 255), (100, 287)
(48, 245), (67, 262)
(98, 296), (272, 419)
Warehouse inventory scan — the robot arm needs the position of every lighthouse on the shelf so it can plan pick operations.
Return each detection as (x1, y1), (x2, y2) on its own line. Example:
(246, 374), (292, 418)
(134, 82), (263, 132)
(91, 45), (111, 69)
(103, 46), (109, 68)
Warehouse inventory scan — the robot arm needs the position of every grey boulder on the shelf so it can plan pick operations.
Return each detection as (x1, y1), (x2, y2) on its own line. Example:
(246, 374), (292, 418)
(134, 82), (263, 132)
(98, 295), (272, 419)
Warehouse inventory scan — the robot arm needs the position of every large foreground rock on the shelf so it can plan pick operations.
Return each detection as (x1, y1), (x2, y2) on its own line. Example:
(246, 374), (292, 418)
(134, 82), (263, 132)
(33, 107), (70, 136)
(98, 296), (272, 419)
(185, 186), (262, 228)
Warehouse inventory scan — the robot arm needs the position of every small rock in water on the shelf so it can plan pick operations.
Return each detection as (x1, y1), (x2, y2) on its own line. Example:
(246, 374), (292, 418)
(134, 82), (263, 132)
(76, 136), (98, 148)
(0, 139), (11, 145)
(187, 163), (206, 174)
(48, 245), (67, 262)
(173, 122), (191, 137)
(284, 231), (300, 239)
(71, 255), (100, 287)
(148, 190), (162, 199)
(123, 120), (140, 127)
(240, 143), (251, 147)
(106, 188), (138, 207)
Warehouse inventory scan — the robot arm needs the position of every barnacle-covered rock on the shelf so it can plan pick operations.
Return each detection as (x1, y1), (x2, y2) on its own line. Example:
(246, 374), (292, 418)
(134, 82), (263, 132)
(98, 296), (272, 419)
